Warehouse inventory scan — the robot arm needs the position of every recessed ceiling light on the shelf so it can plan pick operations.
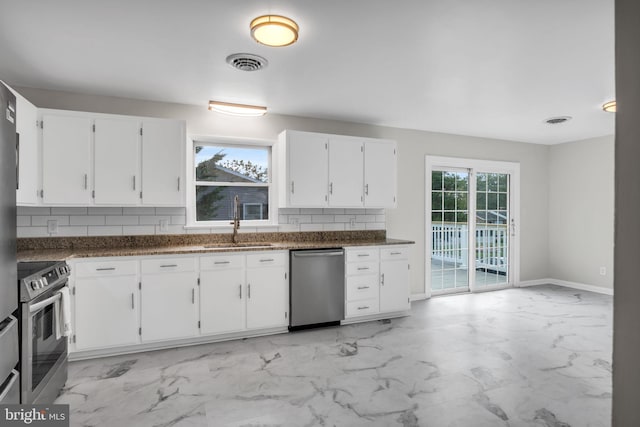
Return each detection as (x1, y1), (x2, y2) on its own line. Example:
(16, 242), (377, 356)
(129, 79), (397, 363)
(602, 100), (616, 113)
(250, 15), (299, 47)
(208, 101), (267, 117)
(545, 116), (572, 125)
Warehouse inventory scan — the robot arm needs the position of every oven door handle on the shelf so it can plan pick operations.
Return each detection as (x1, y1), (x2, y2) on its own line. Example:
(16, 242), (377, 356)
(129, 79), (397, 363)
(29, 292), (61, 314)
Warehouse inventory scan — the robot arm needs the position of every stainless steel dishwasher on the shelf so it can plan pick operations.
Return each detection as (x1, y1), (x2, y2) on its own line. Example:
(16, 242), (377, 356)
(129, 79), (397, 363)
(290, 249), (345, 329)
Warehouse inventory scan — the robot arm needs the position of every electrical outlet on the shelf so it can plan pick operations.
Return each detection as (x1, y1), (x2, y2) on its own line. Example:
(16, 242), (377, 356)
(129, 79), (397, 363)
(159, 219), (169, 232)
(599, 267), (606, 276)
(47, 219), (58, 234)
(349, 217), (356, 228)
(289, 217), (299, 225)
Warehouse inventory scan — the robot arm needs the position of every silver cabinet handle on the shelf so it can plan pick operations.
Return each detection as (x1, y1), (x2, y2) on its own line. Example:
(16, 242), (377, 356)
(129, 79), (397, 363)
(357, 267), (369, 271)
(239, 284), (242, 299)
(329, 182), (333, 194)
(357, 286), (370, 290)
(96, 267), (116, 271)
(357, 254), (370, 257)
(381, 273), (385, 286)
(133, 176), (136, 190)
(160, 264), (178, 268)
(214, 261), (230, 265)
(177, 177), (180, 191)
(291, 181), (295, 194)
(357, 306), (369, 310)
(84, 173), (88, 189)
(390, 251), (402, 255)
(365, 184), (369, 195)
(192, 288), (195, 304)
(131, 293), (135, 310)
(260, 258), (274, 263)
(248, 284), (251, 298)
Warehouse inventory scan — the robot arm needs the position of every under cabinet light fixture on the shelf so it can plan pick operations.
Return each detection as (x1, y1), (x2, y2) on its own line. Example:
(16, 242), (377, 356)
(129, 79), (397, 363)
(250, 15), (299, 47)
(602, 100), (617, 113)
(208, 101), (267, 117)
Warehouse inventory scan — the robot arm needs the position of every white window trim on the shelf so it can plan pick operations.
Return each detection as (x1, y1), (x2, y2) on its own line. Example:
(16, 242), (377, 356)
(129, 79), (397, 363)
(186, 135), (277, 228)
(424, 156), (521, 299)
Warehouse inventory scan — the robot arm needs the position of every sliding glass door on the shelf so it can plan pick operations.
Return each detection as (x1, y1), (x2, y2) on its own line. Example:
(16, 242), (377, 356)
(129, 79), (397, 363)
(427, 157), (519, 296)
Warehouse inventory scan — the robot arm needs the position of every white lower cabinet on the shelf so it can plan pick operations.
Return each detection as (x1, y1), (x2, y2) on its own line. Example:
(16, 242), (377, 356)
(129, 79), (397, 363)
(73, 260), (139, 351)
(344, 245), (411, 320)
(200, 254), (246, 335)
(140, 257), (199, 342)
(246, 252), (289, 329)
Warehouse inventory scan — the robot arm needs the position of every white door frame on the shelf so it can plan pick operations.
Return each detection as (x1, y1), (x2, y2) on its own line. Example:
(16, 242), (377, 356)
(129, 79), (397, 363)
(425, 156), (521, 298)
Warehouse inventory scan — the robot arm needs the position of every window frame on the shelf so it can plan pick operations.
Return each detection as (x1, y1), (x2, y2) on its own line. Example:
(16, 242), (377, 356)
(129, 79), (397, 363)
(186, 136), (276, 228)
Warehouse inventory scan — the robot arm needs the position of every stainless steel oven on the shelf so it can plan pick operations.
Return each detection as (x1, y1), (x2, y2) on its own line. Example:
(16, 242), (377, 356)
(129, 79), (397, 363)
(18, 261), (71, 404)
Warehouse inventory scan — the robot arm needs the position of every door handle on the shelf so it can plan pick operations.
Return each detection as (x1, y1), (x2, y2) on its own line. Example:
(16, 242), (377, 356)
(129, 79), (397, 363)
(133, 176), (136, 190)
(131, 293), (135, 310)
(248, 284), (251, 299)
(239, 284), (242, 299)
(192, 288), (195, 304)
(84, 173), (88, 190)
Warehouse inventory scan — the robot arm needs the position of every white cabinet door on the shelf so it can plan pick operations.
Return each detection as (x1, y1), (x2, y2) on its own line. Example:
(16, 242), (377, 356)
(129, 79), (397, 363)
(364, 141), (397, 208)
(94, 118), (141, 205)
(141, 120), (184, 206)
(140, 272), (199, 341)
(200, 269), (246, 335)
(74, 276), (139, 350)
(246, 266), (288, 329)
(286, 131), (329, 207)
(379, 258), (410, 313)
(329, 136), (364, 207)
(41, 114), (92, 204)
(15, 93), (39, 205)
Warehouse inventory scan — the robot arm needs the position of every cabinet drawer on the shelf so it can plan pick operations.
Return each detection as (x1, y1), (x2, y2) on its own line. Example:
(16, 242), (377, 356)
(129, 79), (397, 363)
(346, 298), (379, 318)
(346, 275), (379, 301)
(346, 247), (379, 262)
(346, 261), (379, 276)
(141, 257), (196, 274)
(200, 254), (245, 271)
(380, 246), (409, 260)
(75, 260), (138, 277)
(246, 252), (287, 268)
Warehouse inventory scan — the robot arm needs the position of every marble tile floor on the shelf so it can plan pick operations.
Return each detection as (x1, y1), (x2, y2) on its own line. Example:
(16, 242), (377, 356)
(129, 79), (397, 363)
(56, 285), (612, 427)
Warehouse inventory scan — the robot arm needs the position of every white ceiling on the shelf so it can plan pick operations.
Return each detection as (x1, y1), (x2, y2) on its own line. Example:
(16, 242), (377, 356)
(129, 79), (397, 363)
(0, 0), (615, 144)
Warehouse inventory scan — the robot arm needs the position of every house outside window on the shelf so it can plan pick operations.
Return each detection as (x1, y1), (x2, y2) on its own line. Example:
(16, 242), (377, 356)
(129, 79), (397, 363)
(193, 142), (270, 225)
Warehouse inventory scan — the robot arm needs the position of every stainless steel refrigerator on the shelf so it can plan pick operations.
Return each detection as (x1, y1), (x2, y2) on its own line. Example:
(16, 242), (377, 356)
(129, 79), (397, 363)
(0, 82), (20, 403)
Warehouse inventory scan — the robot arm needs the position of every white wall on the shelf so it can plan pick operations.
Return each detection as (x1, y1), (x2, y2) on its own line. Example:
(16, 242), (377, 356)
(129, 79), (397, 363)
(16, 87), (551, 295)
(549, 136), (614, 290)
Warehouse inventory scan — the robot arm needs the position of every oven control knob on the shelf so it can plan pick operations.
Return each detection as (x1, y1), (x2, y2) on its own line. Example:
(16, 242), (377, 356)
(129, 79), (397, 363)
(30, 280), (38, 290)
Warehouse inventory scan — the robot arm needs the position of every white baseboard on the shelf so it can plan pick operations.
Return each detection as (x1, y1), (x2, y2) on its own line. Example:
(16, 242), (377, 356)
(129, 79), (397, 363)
(516, 278), (613, 296)
(410, 293), (429, 301)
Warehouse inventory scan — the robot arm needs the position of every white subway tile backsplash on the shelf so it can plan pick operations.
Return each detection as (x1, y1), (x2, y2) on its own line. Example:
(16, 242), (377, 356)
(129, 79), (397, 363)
(279, 208), (300, 215)
(17, 207), (51, 216)
(323, 208), (345, 215)
(155, 207), (186, 215)
(376, 214), (386, 222)
(312, 215), (334, 223)
(138, 215), (170, 225)
(334, 215), (354, 223)
(31, 216), (70, 226)
(366, 222), (385, 230)
(105, 215), (139, 226)
(300, 223), (323, 232)
(56, 226), (88, 237)
(345, 209), (362, 215)
(278, 215), (289, 224)
(170, 215), (186, 225)
(88, 226), (123, 236)
(88, 207), (123, 215)
(122, 207), (155, 215)
(70, 215), (106, 226)
(186, 227), (213, 234)
(366, 208), (385, 215)
(122, 225), (155, 235)
(355, 215), (375, 223)
(17, 216), (31, 226)
(300, 208), (319, 214)
(51, 207), (88, 215)
(156, 225), (186, 235)
(323, 223), (345, 231)
(277, 224), (300, 232)
(17, 226), (48, 238)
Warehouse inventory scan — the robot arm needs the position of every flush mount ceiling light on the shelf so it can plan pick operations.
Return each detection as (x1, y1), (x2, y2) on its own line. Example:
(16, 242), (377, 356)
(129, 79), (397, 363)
(250, 15), (299, 47)
(602, 100), (617, 113)
(208, 101), (267, 117)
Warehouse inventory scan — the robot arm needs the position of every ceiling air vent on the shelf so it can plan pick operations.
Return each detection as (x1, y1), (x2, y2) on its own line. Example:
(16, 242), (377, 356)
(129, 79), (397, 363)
(226, 53), (268, 71)
(545, 116), (572, 125)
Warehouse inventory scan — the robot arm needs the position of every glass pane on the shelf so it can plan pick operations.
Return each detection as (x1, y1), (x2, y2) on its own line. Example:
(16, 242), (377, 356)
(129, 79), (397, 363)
(487, 193), (498, 210)
(443, 172), (456, 191)
(444, 211), (455, 222)
(456, 212), (468, 223)
(456, 193), (468, 211)
(196, 186), (269, 221)
(444, 192), (456, 210)
(432, 171), (443, 190)
(476, 173), (487, 191)
(498, 174), (508, 192)
(477, 193), (486, 210)
(455, 173), (468, 191)
(488, 174), (499, 192)
(432, 192), (443, 210)
(432, 212), (443, 222)
(195, 145), (269, 183)
(498, 193), (508, 210)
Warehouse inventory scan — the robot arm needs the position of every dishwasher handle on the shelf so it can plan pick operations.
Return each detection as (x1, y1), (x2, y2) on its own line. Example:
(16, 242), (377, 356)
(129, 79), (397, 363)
(292, 250), (344, 258)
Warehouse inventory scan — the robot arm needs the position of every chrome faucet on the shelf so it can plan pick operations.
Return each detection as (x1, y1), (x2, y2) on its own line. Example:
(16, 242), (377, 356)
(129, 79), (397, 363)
(230, 194), (240, 243)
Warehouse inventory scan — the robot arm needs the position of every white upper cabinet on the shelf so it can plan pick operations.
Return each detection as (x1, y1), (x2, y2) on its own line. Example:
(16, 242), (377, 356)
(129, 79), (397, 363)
(141, 119), (185, 206)
(364, 141), (397, 208)
(328, 136), (364, 207)
(41, 113), (93, 205)
(279, 130), (329, 208)
(14, 92), (39, 205)
(94, 118), (140, 205)
(277, 130), (397, 209)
